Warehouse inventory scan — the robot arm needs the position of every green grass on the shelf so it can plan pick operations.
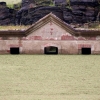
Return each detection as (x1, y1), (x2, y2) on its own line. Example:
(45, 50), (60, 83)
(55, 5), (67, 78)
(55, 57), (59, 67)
(0, 55), (100, 100)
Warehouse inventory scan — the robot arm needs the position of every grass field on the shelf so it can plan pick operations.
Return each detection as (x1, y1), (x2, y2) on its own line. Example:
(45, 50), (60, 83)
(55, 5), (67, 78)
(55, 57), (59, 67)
(0, 55), (100, 100)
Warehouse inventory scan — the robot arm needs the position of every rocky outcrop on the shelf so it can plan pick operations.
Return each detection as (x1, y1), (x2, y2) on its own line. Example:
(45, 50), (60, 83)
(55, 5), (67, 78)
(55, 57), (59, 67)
(0, 2), (16, 25)
(53, 0), (67, 6)
(15, 0), (100, 25)
(16, 6), (63, 25)
(70, 0), (99, 7)
(63, 8), (73, 23)
(70, 0), (100, 23)
(21, 0), (35, 7)
(0, 0), (100, 25)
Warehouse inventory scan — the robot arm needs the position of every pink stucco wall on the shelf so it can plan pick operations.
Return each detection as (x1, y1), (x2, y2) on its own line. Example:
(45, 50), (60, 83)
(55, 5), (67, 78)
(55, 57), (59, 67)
(0, 39), (100, 54)
(0, 22), (100, 54)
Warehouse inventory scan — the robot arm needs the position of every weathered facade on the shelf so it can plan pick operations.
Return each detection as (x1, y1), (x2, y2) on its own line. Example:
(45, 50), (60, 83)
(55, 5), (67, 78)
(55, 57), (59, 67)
(0, 13), (100, 54)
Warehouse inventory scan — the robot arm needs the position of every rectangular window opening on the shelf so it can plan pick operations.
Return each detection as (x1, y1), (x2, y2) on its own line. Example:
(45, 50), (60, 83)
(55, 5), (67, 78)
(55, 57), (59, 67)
(81, 48), (91, 55)
(10, 47), (20, 54)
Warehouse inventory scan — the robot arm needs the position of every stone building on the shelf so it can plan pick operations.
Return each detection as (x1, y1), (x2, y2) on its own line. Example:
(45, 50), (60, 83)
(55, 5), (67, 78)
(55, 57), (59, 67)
(0, 13), (100, 55)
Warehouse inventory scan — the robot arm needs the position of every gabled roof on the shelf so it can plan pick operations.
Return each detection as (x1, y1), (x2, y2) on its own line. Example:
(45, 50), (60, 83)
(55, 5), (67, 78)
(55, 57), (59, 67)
(25, 12), (76, 36)
(0, 13), (100, 37)
(25, 13), (100, 37)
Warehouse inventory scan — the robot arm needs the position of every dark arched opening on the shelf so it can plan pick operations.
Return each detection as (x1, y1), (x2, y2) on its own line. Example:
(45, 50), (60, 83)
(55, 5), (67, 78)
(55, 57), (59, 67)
(81, 48), (91, 55)
(10, 47), (20, 54)
(44, 46), (58, 54)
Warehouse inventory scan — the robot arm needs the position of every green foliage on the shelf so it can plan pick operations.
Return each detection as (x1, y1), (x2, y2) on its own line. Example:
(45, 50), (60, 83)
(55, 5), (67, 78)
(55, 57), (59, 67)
(49, 1), (54, 7)
(8, 2), (21, 9)
(0, 0), (21, 5)
(7, 4), (14, 8)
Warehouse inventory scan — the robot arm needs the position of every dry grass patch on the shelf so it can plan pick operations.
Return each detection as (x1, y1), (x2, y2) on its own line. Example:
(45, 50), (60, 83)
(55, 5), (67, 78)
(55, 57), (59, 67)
(0, 25), (30, 30)
(0, 55), (100, 100)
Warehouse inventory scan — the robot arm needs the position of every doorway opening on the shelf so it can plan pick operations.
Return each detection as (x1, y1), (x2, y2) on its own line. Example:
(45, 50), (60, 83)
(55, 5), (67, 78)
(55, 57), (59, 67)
(44, 46), (58, 54)
(10, 47), (20, 54)
(81, 48), (91, 55)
